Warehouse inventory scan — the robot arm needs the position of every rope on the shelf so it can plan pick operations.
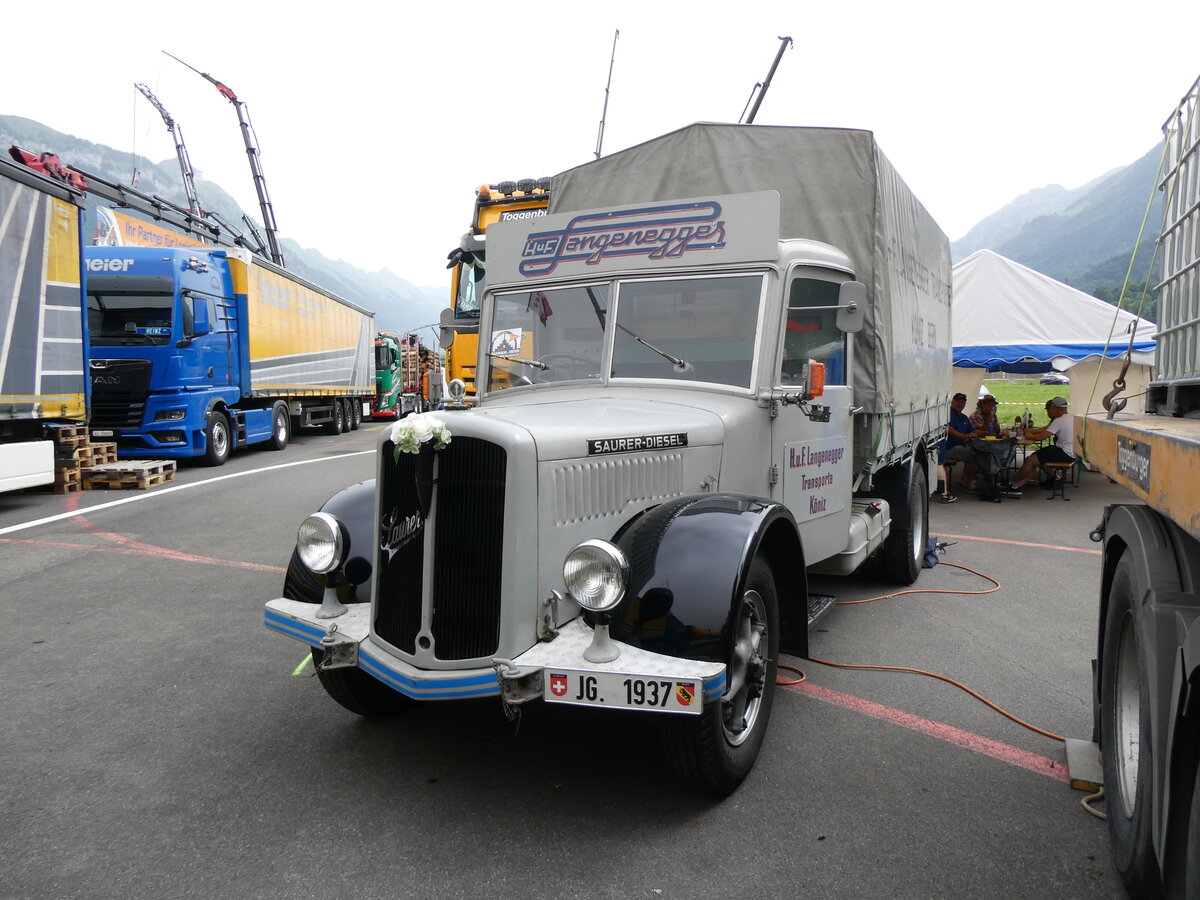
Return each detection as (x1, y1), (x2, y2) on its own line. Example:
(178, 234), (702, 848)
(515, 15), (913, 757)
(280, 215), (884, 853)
(1081, 788), (1107, 820)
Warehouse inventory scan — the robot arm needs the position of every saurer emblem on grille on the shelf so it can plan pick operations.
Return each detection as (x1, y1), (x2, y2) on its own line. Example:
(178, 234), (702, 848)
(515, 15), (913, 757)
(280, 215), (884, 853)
(381, 507), (423, 562)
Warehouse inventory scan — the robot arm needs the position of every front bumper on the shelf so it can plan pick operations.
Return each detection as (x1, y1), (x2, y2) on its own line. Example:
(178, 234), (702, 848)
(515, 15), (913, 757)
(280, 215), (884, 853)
(264, 598), (726, 707)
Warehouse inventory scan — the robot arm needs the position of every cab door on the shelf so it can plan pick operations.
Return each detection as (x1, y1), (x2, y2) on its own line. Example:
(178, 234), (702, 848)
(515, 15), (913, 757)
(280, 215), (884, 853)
(771, 270), (854, 565)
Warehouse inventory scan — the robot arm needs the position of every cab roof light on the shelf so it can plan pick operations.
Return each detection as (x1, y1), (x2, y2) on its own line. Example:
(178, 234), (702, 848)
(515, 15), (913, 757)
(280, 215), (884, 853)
(495, 181), (517, 197)
(536, 177), (552, 192)
(516, 178), (536, 194)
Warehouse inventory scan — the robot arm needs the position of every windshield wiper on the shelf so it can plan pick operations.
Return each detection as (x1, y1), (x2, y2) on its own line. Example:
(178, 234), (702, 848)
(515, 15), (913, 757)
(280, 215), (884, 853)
(487, 353), (548, 371)
(583, 286), (689, 371)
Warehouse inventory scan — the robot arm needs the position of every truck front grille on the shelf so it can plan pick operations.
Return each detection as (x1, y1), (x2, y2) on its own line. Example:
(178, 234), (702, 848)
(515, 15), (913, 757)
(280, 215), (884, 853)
(374, 437), (507, 661)
(89, 359), (151, 429)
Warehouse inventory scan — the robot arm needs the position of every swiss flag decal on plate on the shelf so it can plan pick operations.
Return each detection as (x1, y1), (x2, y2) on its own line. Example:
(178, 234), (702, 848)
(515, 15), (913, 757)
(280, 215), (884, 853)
(549, 674), (568, 697)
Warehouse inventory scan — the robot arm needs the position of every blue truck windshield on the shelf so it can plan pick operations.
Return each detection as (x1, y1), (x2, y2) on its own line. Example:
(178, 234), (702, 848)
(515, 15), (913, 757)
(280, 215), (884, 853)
(88, 292), (174, 346)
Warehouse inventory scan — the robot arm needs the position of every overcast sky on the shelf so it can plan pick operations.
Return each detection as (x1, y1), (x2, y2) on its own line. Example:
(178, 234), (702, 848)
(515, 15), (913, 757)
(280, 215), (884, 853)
(4, 1), (1198, 290)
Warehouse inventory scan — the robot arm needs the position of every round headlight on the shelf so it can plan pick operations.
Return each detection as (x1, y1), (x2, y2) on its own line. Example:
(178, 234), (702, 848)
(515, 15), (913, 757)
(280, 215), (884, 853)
(448, 378), (467, 402)
(563, 539), (629, 612)
(296, 512), (346, 575)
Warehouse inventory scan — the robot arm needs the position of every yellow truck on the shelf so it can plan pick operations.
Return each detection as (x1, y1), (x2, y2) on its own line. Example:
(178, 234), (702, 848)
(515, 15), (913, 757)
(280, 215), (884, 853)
(442, 179), (550, 399)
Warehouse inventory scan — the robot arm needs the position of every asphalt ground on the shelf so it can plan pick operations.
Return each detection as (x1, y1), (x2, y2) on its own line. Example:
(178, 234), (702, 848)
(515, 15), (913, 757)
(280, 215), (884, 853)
(0, 430), (1131, 899)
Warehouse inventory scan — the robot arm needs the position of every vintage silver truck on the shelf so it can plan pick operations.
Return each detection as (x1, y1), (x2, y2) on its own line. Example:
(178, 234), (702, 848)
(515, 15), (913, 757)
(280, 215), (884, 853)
(265, 125), (952, 794)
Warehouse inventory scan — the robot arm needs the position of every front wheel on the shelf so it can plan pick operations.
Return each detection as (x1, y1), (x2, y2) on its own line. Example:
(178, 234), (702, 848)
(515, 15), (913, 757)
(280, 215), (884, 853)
(660, 554), (778, 795)
(203, 412), (231, 467)
(1186, 756), (1200, 899)
(310, 648), (413, 718)
(1100, 555), (1162, 897)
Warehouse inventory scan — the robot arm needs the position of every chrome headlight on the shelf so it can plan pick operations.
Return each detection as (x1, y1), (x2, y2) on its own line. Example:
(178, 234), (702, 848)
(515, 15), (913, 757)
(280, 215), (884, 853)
(563, 539), (629, 612)
(296, 512), (347, 575)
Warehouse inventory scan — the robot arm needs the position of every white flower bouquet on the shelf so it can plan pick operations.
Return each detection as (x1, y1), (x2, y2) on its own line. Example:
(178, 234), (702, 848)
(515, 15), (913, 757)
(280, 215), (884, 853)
(390, 413), (452, 457)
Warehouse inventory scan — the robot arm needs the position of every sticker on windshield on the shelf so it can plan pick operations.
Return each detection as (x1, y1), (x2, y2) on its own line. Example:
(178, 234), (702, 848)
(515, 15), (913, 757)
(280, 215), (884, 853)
(490, 329), (524, 355)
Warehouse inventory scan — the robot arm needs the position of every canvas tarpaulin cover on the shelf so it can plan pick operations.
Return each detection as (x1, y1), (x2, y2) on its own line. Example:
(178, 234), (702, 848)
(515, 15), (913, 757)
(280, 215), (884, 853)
(549, 123), (953, 417)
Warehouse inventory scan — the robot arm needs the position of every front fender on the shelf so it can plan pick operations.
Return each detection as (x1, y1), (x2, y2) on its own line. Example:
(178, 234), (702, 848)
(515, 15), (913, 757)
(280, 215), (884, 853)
(609, 493), (807, 664)
(283, 478), (377, 603)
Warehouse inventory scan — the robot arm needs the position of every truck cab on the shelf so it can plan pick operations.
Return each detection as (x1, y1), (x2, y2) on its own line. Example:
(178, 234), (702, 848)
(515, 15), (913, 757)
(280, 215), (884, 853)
(86, 247), (238, 459)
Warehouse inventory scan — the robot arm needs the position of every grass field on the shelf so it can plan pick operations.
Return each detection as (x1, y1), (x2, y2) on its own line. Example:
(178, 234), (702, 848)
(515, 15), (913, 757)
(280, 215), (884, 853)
(976, 377), (1067, 428)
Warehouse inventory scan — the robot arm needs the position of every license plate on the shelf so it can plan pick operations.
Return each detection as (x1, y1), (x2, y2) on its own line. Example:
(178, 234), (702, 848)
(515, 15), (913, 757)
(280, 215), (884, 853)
(544, 669), (703, 715)
(92, 430), (114, 438)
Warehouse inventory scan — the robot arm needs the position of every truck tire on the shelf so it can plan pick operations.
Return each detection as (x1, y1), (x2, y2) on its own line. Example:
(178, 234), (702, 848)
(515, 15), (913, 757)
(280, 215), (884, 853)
(660, 554), (778, 795)
(878, 461), (928, 585)
(266, 402), (290, 451)
(1100, 555), (1163, 897)
(309, 647), (413, 718)
(204, 412), (231, 467)
(323, 399), (345, 436)
(1187, 757), (1200, 900)
(350, 400), (362, 430)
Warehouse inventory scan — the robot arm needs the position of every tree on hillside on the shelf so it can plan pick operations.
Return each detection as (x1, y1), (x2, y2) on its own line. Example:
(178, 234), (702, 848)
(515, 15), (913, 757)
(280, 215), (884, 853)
(1092, 280), (1157, 324)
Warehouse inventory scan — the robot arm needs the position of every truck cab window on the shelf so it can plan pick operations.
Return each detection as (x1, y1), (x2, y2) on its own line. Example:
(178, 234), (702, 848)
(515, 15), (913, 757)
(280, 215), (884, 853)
(782, 278), (845, 385)
(485, 284), (608, 391)
(87, 292), (174, 346)
(611, 275), (762, 387)
(455, 259), (485, 318)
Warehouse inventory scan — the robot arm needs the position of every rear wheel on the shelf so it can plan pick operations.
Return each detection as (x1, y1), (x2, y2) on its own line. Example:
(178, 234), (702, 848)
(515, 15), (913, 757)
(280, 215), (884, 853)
(265, 402), (289, 451)
(323, 399), (345, 435)
(1101, 555), (1162, 897)
(350, 400), (362, 430)
(879, 460), (928, 584)
(660, 554), (778, 795)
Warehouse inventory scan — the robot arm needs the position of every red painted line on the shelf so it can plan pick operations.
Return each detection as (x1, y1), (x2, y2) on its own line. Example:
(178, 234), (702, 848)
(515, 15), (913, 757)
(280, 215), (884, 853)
(783, 680), (1069, 783)
(933, 531), (1102, 556)
(0, 535), (286, 574)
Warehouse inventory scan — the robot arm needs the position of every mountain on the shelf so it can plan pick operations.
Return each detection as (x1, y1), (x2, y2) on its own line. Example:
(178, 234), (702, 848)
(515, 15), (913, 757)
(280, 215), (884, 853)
(0, 114), (444, 335)
(951, 145), (1164, 318)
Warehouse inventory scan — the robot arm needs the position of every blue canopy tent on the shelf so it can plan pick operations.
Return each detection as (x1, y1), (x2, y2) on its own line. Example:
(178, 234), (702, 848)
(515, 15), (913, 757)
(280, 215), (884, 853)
(952, 250), (1157, 413)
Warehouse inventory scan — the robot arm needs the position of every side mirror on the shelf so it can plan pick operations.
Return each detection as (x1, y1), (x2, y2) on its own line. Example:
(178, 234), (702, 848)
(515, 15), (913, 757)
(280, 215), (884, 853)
(836, 281), (866, 334)
(438, 306), (457, 350)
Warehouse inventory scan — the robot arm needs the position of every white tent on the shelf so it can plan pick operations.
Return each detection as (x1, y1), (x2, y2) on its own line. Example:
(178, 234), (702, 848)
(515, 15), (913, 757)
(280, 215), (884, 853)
(951, 250), (1157, 416)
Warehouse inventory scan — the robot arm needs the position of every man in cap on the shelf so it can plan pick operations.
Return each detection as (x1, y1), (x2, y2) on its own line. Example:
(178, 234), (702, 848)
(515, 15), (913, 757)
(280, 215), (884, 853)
(938, 392), (975, 501)
(1008, 396), (1074, 490)
(969, 394), (1009, 438)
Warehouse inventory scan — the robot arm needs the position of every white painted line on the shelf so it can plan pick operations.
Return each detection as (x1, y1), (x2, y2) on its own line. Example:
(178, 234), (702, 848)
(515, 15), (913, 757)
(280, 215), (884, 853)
(0, 449), (375, 537)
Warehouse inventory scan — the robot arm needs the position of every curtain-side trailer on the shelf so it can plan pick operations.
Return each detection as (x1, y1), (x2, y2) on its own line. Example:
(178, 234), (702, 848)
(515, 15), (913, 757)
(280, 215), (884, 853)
(0, 155), (87, 492)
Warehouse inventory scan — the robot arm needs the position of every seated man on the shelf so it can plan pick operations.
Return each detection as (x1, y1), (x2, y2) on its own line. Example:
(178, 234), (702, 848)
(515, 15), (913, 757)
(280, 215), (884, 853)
(1008, 396), (1074, 490)
(970, 394), (1009, 438)
(939, 392), (975, 501)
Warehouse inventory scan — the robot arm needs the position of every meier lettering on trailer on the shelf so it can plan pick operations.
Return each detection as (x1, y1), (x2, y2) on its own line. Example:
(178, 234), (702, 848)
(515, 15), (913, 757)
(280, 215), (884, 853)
(587, 433), (688, 455)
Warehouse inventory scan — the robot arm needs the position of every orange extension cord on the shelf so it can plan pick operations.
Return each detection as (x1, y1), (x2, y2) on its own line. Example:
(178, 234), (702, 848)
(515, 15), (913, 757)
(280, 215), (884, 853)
(777, 560), (1067, 743)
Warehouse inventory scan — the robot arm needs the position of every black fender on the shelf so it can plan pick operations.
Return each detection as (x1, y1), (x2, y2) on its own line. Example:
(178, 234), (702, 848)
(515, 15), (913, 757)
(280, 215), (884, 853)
(283, 479), (377, 603)
(609, 493), (808, 665)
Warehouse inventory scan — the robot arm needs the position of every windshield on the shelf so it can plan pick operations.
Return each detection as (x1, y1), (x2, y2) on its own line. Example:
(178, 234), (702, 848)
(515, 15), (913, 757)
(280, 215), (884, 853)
(375, 343), (393, 370)
(87, 292), (174, 346)
(485, 284), (608, 391)
(611, 275), (762, 387)
(454, 257), (485, 318)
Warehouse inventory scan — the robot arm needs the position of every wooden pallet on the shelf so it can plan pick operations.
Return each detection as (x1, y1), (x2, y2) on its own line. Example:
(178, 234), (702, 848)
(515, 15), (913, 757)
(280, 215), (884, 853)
(42, 422), (89, 448)
(82, 460), (176, 491)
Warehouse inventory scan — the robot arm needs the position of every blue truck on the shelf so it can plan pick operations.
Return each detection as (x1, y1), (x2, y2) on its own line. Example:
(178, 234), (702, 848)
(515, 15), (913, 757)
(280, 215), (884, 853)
(85, 245), (375, 465)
